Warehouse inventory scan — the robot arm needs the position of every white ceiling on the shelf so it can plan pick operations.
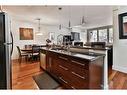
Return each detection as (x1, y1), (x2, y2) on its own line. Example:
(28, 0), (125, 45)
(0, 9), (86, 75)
(2, 6), (113, 27)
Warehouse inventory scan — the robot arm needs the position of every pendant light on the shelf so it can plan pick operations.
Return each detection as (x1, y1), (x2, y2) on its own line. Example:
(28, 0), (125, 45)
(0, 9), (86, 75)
(58, 7), (62, 30)
(68, 6), (72, 30)
(81, 6), (86, 25)
(36, 18), (43, 36)
(69, 20), (71, 28)
(82, 16), (85, 25)
(72, 7), (86, 28)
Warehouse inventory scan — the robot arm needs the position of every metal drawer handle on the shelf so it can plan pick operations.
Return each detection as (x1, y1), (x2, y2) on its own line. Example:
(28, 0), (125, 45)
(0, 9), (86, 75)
(59, 65), (68, 70)
(71, 71), (85, 79)
(71, 86), (76, 89)
(71, 60), (85, 66)
(59, 77), (68, 84)
(59, 56), (68, 61)
(100, 84), (104, 88)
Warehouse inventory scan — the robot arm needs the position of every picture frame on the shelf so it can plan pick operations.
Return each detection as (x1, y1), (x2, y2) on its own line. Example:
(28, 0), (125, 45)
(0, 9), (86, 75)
(19, 27), (33, 40)
(119, 12), (127, 39)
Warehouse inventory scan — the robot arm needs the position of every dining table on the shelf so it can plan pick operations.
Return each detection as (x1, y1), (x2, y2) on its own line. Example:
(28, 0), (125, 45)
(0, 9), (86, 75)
(20, 45), (46, 62)
(21, 45), (46, 53)
(21, 47), (40, 61)
(21, 48), (33, 53)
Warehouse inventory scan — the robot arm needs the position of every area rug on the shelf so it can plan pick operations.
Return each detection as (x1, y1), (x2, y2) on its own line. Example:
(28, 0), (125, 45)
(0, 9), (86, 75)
(33, 72), (60, 89)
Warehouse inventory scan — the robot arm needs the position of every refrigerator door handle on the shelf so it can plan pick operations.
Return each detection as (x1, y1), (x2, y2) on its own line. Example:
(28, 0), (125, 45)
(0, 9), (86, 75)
(10, 31), (13, 56)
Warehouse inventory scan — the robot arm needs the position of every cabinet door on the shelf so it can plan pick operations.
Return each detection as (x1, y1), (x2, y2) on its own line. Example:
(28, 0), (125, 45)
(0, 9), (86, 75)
(46, 51), (53, 72)
(46, 55), (52, 72)
(46, 51), (60, 77)
(51, 59), (60, 77)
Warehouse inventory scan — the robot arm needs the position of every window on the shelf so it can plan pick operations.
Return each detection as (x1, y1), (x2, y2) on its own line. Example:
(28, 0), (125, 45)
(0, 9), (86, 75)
(109, 28), (113, 43)
(87, 25), (113, 43)
(89, 30), (97, 42)
(98, 29), (108, 42)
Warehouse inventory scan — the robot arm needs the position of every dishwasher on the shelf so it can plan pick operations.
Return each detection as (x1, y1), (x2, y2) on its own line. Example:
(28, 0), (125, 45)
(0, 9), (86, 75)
(40, 51), (46, 70)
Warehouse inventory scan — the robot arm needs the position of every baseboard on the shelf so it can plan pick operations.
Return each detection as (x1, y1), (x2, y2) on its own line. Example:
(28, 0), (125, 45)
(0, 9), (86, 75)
(113, 65), (127, 74)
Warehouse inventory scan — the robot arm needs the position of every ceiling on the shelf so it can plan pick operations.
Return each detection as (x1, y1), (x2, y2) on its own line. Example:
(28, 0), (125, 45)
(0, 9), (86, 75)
(2, 6), (113, 27)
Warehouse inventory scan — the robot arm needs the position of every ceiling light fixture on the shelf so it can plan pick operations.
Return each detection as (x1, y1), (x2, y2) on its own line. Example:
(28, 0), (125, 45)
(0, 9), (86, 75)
(36, 18), (43, 36)
(58, 7), (62, 30)
(81, 6), (86, 25)
(68, 6), (72, 30)
(82, 16), (85, 25)
(73, 7), (87, 28)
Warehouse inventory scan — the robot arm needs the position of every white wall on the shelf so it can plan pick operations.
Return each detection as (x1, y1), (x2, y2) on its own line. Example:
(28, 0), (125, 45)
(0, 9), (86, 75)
(11, 18), (69, 60)
(86, 16), (112, 29)
(11, 19), (36, 60)
(113, 6), (127, 73)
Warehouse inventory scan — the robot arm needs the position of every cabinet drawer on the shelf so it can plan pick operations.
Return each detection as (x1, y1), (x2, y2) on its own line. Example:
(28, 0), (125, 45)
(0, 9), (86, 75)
(70, 58), (89, 70)
(58, 55), (68, 61)
(58, 63), (88, 89)
(68, 71), (88, 89)
(58, 64), (71, 84)
(69, 62), (88, 78)
(58, 55), (69, 68)
(69, 57), (89, 77)
(58, 64), (69, 78)
(58, 76), (72, 89)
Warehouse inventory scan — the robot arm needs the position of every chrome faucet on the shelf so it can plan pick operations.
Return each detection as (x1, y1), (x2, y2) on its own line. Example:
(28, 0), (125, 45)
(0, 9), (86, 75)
(57, 34), (64, 46)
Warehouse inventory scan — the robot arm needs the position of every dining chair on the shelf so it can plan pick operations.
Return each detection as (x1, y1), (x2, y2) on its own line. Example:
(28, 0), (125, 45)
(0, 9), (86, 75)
(16, 46), (29, 64)
(25, 44), (32, 49)
(31, 46), (40, 62)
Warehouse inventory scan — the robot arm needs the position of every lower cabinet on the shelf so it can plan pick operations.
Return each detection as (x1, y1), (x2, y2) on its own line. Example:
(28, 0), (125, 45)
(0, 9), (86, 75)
(46, 51), (59, 77)
(45, 51), (103, 89)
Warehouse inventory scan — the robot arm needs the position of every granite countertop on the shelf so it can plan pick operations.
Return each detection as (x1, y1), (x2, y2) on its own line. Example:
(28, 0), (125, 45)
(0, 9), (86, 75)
(71, 46), (111, 50)
(40, 47), (105, 62)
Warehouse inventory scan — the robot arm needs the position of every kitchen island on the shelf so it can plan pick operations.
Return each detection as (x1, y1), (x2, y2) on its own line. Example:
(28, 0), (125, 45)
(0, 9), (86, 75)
(70, 46), (112, 89)
(40, 47), (105, 89)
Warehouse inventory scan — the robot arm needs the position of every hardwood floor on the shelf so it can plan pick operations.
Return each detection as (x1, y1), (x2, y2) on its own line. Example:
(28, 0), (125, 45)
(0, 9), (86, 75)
(109, 70), (127, 89)
(12, 60), (43, 89)
(12, 59), (127, 89)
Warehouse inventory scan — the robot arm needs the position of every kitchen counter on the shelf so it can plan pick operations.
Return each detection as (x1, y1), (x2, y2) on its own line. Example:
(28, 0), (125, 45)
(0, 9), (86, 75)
(71, 46), (111, 50)
(40, 47), (105, 62)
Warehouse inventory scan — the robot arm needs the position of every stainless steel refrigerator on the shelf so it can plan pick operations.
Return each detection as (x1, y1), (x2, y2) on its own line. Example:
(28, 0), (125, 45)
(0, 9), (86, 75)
(0, 12), (13, 89)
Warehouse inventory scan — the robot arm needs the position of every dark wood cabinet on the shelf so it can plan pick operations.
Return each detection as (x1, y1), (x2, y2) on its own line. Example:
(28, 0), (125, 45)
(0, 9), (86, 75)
(46, 51), (58, 76)
(46, 53), (51, 72)
(45, 50), (104, 89)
